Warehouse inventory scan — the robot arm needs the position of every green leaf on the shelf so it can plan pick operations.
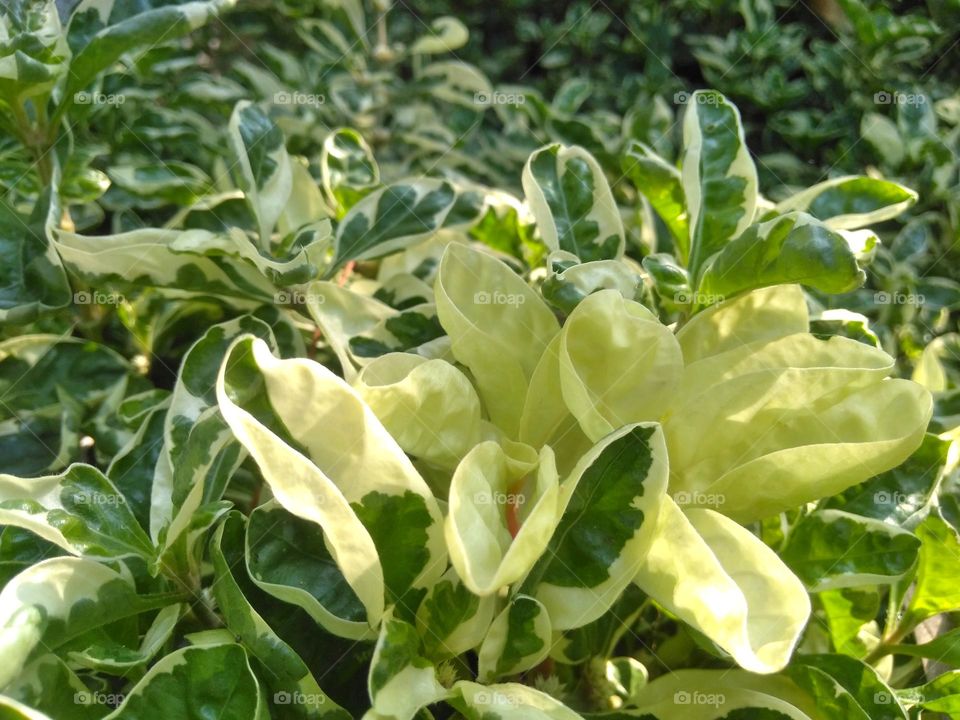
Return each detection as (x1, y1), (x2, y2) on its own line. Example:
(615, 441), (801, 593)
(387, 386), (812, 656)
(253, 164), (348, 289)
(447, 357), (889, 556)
(330, 180), (483, 271)
(211, 513), (349, 718)
(903, 512), (960, 626)
(774, 176), (917, 230)
(780, 509), (920, 591)
(788, 654), (907, 720)
(522, 143), (625, 261)
(698, 213), (865, 302)
(887, 627), (960, 668)
(899, 670), (960, 713)
(103, 644), (268, 719)
(0, 464), (155, 561)
(623, 141), (689, 259)
(681, 90), (758, 281)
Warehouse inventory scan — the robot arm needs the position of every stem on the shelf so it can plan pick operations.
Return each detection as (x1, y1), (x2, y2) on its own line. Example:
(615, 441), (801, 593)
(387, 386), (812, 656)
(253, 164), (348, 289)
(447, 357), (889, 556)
(864, 621), (914, 665)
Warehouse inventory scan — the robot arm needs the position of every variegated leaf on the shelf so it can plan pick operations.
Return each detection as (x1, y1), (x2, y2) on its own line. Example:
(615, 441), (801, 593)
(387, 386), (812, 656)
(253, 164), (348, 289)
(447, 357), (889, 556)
(681, 90), (758, 281)
(774, 176), (917, 230)
(522, 143), (625, 261)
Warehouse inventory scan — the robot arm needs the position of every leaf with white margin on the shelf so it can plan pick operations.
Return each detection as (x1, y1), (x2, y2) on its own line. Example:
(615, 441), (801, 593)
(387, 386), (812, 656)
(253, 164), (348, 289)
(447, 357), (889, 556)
(210, 513), (351, 718)
(0, 557), (182, 687)
(227, 101), (292, 247)
(435, 243), (559, 438)
(152, 315), (278, 576)
(451, 682), (583, 719)
(525, 424), (669, 630)
(421, 61), (493, 109)
(217, 337), (447, 626)
(330, 179), (484, 272)
(676, 284), (809, 364)
(415, 568), (495, 660)
(559, 289), (682, 443)
(245, 501), (369, 640)
(410, 17), (469, 54)
(64, 0), (235, 99)
(68, 604), (182, 673)
(698, 212), (865, 302)
(540, 251), (643, 315)
(622, 140), (689, 259)
(633, 499), (810, 674)
(320, 128), (380, 215)
(630, 669), (821, 719)
(522, 143), (625, 261)
(664, 332), (932, 522)
(0, 464), (154, 561)
(446, 442), (560, 596)
(347, 303), (445, 360)
(53, 227), (276, 302)
(780, 510), (920, 591)
(364, 615), (449, 720)
(478, 595), (551, 681)
(6, 654), (102, 719)
(681, 90), (758, 281)
(0, 1), (68, 102)
(102, 643), (268, 720)
(774, 176), (917, 231)
(355, 353), (483, 470)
